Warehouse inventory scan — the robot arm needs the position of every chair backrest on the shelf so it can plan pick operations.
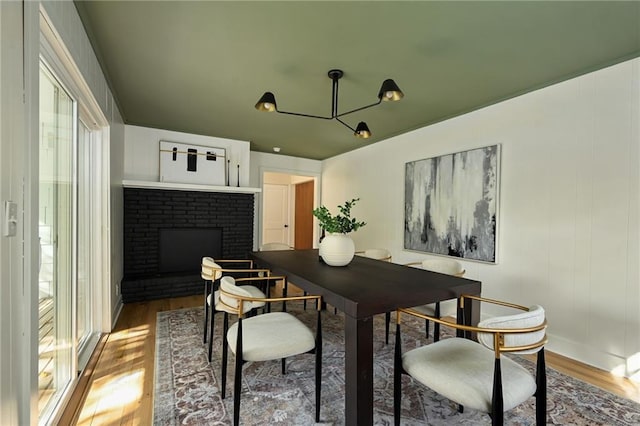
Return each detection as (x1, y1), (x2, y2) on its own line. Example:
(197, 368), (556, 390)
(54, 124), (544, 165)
(420, 258), (465, 277)
(477, 304), (546, 355)
(201, 256), (223, 280)
(218, 276), (255, 314)
(260, 242), (292, 251)
(360, 248), (392, 261)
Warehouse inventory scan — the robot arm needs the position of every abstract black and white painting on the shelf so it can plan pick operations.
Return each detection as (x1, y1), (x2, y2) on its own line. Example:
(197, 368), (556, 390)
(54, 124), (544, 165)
(404, 145), (500, 263)
(159, 141), (226, 186)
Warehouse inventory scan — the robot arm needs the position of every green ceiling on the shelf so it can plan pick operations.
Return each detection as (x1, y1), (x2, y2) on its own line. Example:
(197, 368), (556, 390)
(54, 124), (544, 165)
(74, 1), (640, 160)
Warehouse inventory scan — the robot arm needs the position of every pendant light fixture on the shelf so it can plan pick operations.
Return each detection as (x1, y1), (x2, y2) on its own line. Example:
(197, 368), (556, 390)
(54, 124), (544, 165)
(255, 69), (403, 138)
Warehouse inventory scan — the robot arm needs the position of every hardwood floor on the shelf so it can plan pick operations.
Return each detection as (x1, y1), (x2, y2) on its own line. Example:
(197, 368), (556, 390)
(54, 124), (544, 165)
(67, 294), (639, 425)
(64, 295), (201, 425)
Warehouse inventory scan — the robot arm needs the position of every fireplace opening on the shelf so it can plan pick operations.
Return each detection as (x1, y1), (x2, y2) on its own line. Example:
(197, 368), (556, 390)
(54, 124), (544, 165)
(158, 228), (222, 275)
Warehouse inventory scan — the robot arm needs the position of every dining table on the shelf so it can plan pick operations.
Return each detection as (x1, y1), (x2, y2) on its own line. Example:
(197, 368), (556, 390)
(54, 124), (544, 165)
(249, 248), (482, 425)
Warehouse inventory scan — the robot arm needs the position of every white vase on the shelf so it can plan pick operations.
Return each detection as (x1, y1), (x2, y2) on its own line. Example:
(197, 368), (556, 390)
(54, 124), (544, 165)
(319, 233), (355, 266)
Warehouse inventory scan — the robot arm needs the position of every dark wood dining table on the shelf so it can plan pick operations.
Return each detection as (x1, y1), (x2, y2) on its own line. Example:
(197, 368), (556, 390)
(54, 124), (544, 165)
(249, 249), (482, 425)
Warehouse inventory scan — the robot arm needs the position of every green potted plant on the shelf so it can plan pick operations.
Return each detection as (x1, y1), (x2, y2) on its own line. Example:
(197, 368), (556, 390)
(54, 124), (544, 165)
(313, 198), (366, 266)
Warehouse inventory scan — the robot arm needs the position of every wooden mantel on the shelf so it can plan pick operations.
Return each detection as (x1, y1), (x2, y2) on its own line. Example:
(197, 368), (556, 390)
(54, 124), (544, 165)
(122, 180), (261, 194)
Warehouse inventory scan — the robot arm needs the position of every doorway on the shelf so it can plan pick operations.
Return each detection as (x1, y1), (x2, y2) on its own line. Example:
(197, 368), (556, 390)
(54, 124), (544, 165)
(261, 172), (317, 249)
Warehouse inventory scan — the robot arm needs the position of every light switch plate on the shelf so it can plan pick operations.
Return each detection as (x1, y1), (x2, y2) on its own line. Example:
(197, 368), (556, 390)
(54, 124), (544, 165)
(4, 201), (18, 237)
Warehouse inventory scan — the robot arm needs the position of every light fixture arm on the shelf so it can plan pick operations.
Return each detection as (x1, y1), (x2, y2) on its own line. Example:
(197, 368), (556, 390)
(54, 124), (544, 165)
(335, 98), (382, 118)
(274, 109), (333, 120)
(335, 117), (356, 132)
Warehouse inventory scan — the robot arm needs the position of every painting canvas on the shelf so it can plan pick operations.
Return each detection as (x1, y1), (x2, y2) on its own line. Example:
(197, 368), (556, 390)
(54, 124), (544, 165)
(404, 145), (500, 263)
(159, 141), (227, 186)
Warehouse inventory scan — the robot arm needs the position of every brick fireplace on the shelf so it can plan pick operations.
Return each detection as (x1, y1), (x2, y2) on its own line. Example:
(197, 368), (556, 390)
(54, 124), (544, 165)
(121, 187), (255, 302)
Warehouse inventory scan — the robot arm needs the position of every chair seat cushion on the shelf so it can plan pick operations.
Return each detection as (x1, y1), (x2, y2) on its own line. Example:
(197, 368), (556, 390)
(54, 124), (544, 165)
(227, 312), (315, 362)
(207, 285), (266, 311)
(402, 337), (536, 413)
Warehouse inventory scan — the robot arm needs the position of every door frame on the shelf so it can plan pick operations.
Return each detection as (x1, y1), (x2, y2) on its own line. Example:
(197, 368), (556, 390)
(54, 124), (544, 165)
(258, 166), (321, 250)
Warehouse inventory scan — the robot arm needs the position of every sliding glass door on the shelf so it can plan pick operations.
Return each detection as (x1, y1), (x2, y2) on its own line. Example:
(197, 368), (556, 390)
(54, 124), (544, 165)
(38, 63), (75, 418)
(38, 59), (101, 424)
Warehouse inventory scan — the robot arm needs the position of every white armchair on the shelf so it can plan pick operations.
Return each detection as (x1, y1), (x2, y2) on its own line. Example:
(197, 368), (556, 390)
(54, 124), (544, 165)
(395, 258), (465, 343)
(355, 248), (392, 262)
(218, 276), (323, 425)
(201, 257), (272, 362)
(394, 295), (547, 425)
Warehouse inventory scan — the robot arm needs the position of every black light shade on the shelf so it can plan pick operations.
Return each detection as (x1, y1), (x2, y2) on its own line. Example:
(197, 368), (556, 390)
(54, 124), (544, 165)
(255, 92), (277, 112)
(378, 79), (404, 101)
(354, 122), (371, 138)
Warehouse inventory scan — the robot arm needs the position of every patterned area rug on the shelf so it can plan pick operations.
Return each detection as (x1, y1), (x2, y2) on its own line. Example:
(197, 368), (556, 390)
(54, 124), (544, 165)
(154, 305), (640, 425)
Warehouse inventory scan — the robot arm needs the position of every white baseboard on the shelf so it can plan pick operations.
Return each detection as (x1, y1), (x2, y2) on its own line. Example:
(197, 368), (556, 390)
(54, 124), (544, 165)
(111, 294), (123, 331)
(546, 332), (631, 378)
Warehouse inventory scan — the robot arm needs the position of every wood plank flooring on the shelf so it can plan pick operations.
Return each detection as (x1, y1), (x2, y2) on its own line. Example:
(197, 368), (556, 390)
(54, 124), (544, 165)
(38, 297), (55, 413)
(67, 294), (639, 425)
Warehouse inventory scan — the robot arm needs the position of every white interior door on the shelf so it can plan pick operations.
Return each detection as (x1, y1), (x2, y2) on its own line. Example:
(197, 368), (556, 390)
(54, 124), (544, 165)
(263, 183), (290, 245)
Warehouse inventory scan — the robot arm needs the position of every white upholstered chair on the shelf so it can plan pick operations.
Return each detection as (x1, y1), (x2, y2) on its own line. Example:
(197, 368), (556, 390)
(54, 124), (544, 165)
(201, 257), (271, 361)
(218, 276), (323, 425)
(259, 242), (294, 308)
(259, 242), (292, 251)
(356, 248), (392, 262)
(394, 295), (547, 426)
(399, 258), (465, 343)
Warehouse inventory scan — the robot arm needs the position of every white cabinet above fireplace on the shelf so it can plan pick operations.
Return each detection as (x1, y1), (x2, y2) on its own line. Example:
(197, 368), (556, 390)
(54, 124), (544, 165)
(122, 180), (261, 194)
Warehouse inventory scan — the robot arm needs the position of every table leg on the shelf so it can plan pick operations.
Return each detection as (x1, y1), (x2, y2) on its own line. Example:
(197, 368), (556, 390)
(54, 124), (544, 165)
(344, 315), (374, 425)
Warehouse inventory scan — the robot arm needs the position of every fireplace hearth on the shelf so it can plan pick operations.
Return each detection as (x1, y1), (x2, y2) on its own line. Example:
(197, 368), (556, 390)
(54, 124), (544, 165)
(121, 187), (254, 302)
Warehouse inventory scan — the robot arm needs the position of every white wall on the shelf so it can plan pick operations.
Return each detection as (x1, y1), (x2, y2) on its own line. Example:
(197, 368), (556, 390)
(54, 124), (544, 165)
(109, 120), (125, 325)
(321, 58), (640, 378)
(249, 151), (323, 188)
(124, 125), (251, 187)
(0, 2), (37, 423)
